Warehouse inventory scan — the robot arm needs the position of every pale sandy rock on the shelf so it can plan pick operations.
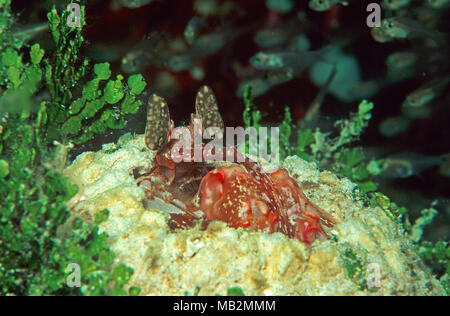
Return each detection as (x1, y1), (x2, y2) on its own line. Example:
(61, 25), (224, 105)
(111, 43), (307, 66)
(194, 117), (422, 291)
(64, 134), (445, 296)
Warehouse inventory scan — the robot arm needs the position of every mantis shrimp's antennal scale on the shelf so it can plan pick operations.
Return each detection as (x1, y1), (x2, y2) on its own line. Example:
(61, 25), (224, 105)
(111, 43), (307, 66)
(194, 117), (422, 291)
(195, 85), (225, 135)
(145, 94), (173, 151)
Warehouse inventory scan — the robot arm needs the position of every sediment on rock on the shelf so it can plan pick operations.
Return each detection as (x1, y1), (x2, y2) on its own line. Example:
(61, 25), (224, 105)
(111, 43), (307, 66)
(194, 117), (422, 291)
(64, 134), (445, 296)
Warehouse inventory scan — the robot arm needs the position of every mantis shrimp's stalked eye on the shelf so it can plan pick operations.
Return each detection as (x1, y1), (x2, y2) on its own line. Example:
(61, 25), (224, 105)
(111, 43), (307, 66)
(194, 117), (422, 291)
(195, 85), (225, 135)
(145, 93), (173, 151)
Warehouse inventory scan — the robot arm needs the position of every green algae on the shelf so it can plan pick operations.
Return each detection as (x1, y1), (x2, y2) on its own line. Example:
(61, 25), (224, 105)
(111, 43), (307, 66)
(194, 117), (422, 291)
(0, 1), (141, 296)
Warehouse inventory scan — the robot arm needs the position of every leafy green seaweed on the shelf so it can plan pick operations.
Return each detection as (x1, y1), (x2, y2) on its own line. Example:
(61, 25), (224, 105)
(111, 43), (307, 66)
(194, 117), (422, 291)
(0, 1), (143, 296)
(0, 110), (138, 295)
